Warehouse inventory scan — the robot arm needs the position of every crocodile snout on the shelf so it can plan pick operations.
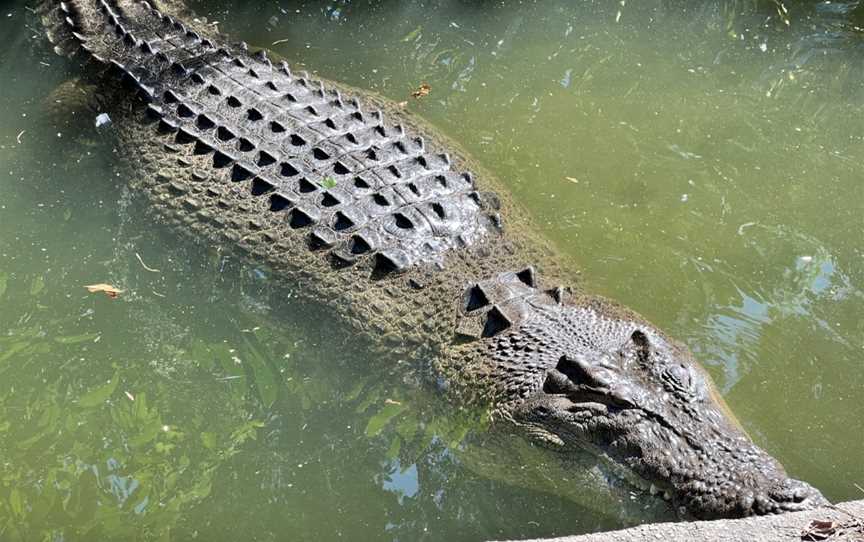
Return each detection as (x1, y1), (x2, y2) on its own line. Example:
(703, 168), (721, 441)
(758, 478), (829, 514)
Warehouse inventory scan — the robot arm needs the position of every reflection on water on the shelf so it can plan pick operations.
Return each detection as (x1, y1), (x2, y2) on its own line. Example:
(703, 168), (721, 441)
(696, 224), (863, 393)
(1, 0), (863, 540)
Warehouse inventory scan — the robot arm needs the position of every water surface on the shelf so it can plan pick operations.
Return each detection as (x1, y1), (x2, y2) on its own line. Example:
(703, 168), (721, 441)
(1, 1), (862, 540)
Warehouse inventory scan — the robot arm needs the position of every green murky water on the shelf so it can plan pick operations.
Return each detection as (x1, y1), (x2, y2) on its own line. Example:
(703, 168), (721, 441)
(1, 1), (863, 540)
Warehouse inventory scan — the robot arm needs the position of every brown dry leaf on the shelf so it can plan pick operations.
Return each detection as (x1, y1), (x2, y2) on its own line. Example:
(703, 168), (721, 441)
(85, 283), (123, 299)
(801, 519), (837, 541)
(384, 398), (402, 406)
(411, 83), (431, 99)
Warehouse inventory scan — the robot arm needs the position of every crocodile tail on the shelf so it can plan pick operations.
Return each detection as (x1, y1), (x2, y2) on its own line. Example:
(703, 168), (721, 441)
(37, 0), (225, 105)
(38, 1), (84, 57)
(38, 0), (131, 59)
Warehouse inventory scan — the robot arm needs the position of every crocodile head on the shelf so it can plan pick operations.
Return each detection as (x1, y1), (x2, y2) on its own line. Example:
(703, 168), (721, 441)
(469, 277), (828, 519)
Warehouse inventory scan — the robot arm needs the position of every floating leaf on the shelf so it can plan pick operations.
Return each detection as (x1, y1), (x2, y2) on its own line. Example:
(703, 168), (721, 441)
(446, 422), (471, 449)
(16, 430), (47, 451)
(354, 389), (381, 414)
(395, 413), (419, 442)
(184, 476), (213, 502)
(401, 25), (422, 42)
(78, 371), (119, 407)
(365, 402), (407, 437)
(240, 333), (278, 408)
(130, 421), (162, 449)
(9, 488), (23, 517)
(0, 341), (30, 364)
(343, 381), (366, 402)
(411, 82), (431, 99)
(85, 283), (123, 299)
(386, 436), (402, 459)
(200, 432), (217, 449)
(55, 332), (100, 345)
(230, 420), (265, 448)
(30, 275), (45, 296)
(155, 441), (176, 454)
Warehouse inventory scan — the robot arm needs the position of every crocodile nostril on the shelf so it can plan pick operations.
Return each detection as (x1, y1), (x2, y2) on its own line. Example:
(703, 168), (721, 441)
(542, 369), (577, 395)
(766, 479), (827, 511)
(542, 372), (563, 394)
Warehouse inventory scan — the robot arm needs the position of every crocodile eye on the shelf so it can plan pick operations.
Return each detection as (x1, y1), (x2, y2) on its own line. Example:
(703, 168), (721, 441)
(662, 364), (693, 394)
(630, 330), (651, 364)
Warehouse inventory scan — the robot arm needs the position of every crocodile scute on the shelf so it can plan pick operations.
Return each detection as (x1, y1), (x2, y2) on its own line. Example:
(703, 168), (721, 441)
(37, 0), (829, 520)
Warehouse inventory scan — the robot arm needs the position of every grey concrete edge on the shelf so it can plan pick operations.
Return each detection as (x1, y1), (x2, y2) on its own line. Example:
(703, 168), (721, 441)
(493, 499), (864, 542)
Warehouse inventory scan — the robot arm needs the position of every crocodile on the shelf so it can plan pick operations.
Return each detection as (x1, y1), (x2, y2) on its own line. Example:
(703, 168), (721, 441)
(37, 0), (828, 520)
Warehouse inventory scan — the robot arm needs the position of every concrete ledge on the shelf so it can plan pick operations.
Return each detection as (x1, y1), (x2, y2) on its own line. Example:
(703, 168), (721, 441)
(496, 500), (864, 542)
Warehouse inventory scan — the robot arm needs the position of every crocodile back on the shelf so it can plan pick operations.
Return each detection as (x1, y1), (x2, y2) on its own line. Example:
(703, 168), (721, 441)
(40, 0), (571, 372)
(52, 0), (497, 273)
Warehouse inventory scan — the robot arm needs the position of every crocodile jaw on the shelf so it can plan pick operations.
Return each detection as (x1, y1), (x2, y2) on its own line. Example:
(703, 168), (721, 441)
(511, 391), (827, 518)
(486, 303), (829, 519)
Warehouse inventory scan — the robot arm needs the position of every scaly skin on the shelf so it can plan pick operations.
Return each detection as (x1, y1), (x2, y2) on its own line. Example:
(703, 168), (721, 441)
(37, 0), (828, 519)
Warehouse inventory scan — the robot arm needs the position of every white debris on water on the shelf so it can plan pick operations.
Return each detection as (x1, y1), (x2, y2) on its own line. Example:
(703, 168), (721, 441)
(737, 222), (756, 235)
(95, 113), (111, 128)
